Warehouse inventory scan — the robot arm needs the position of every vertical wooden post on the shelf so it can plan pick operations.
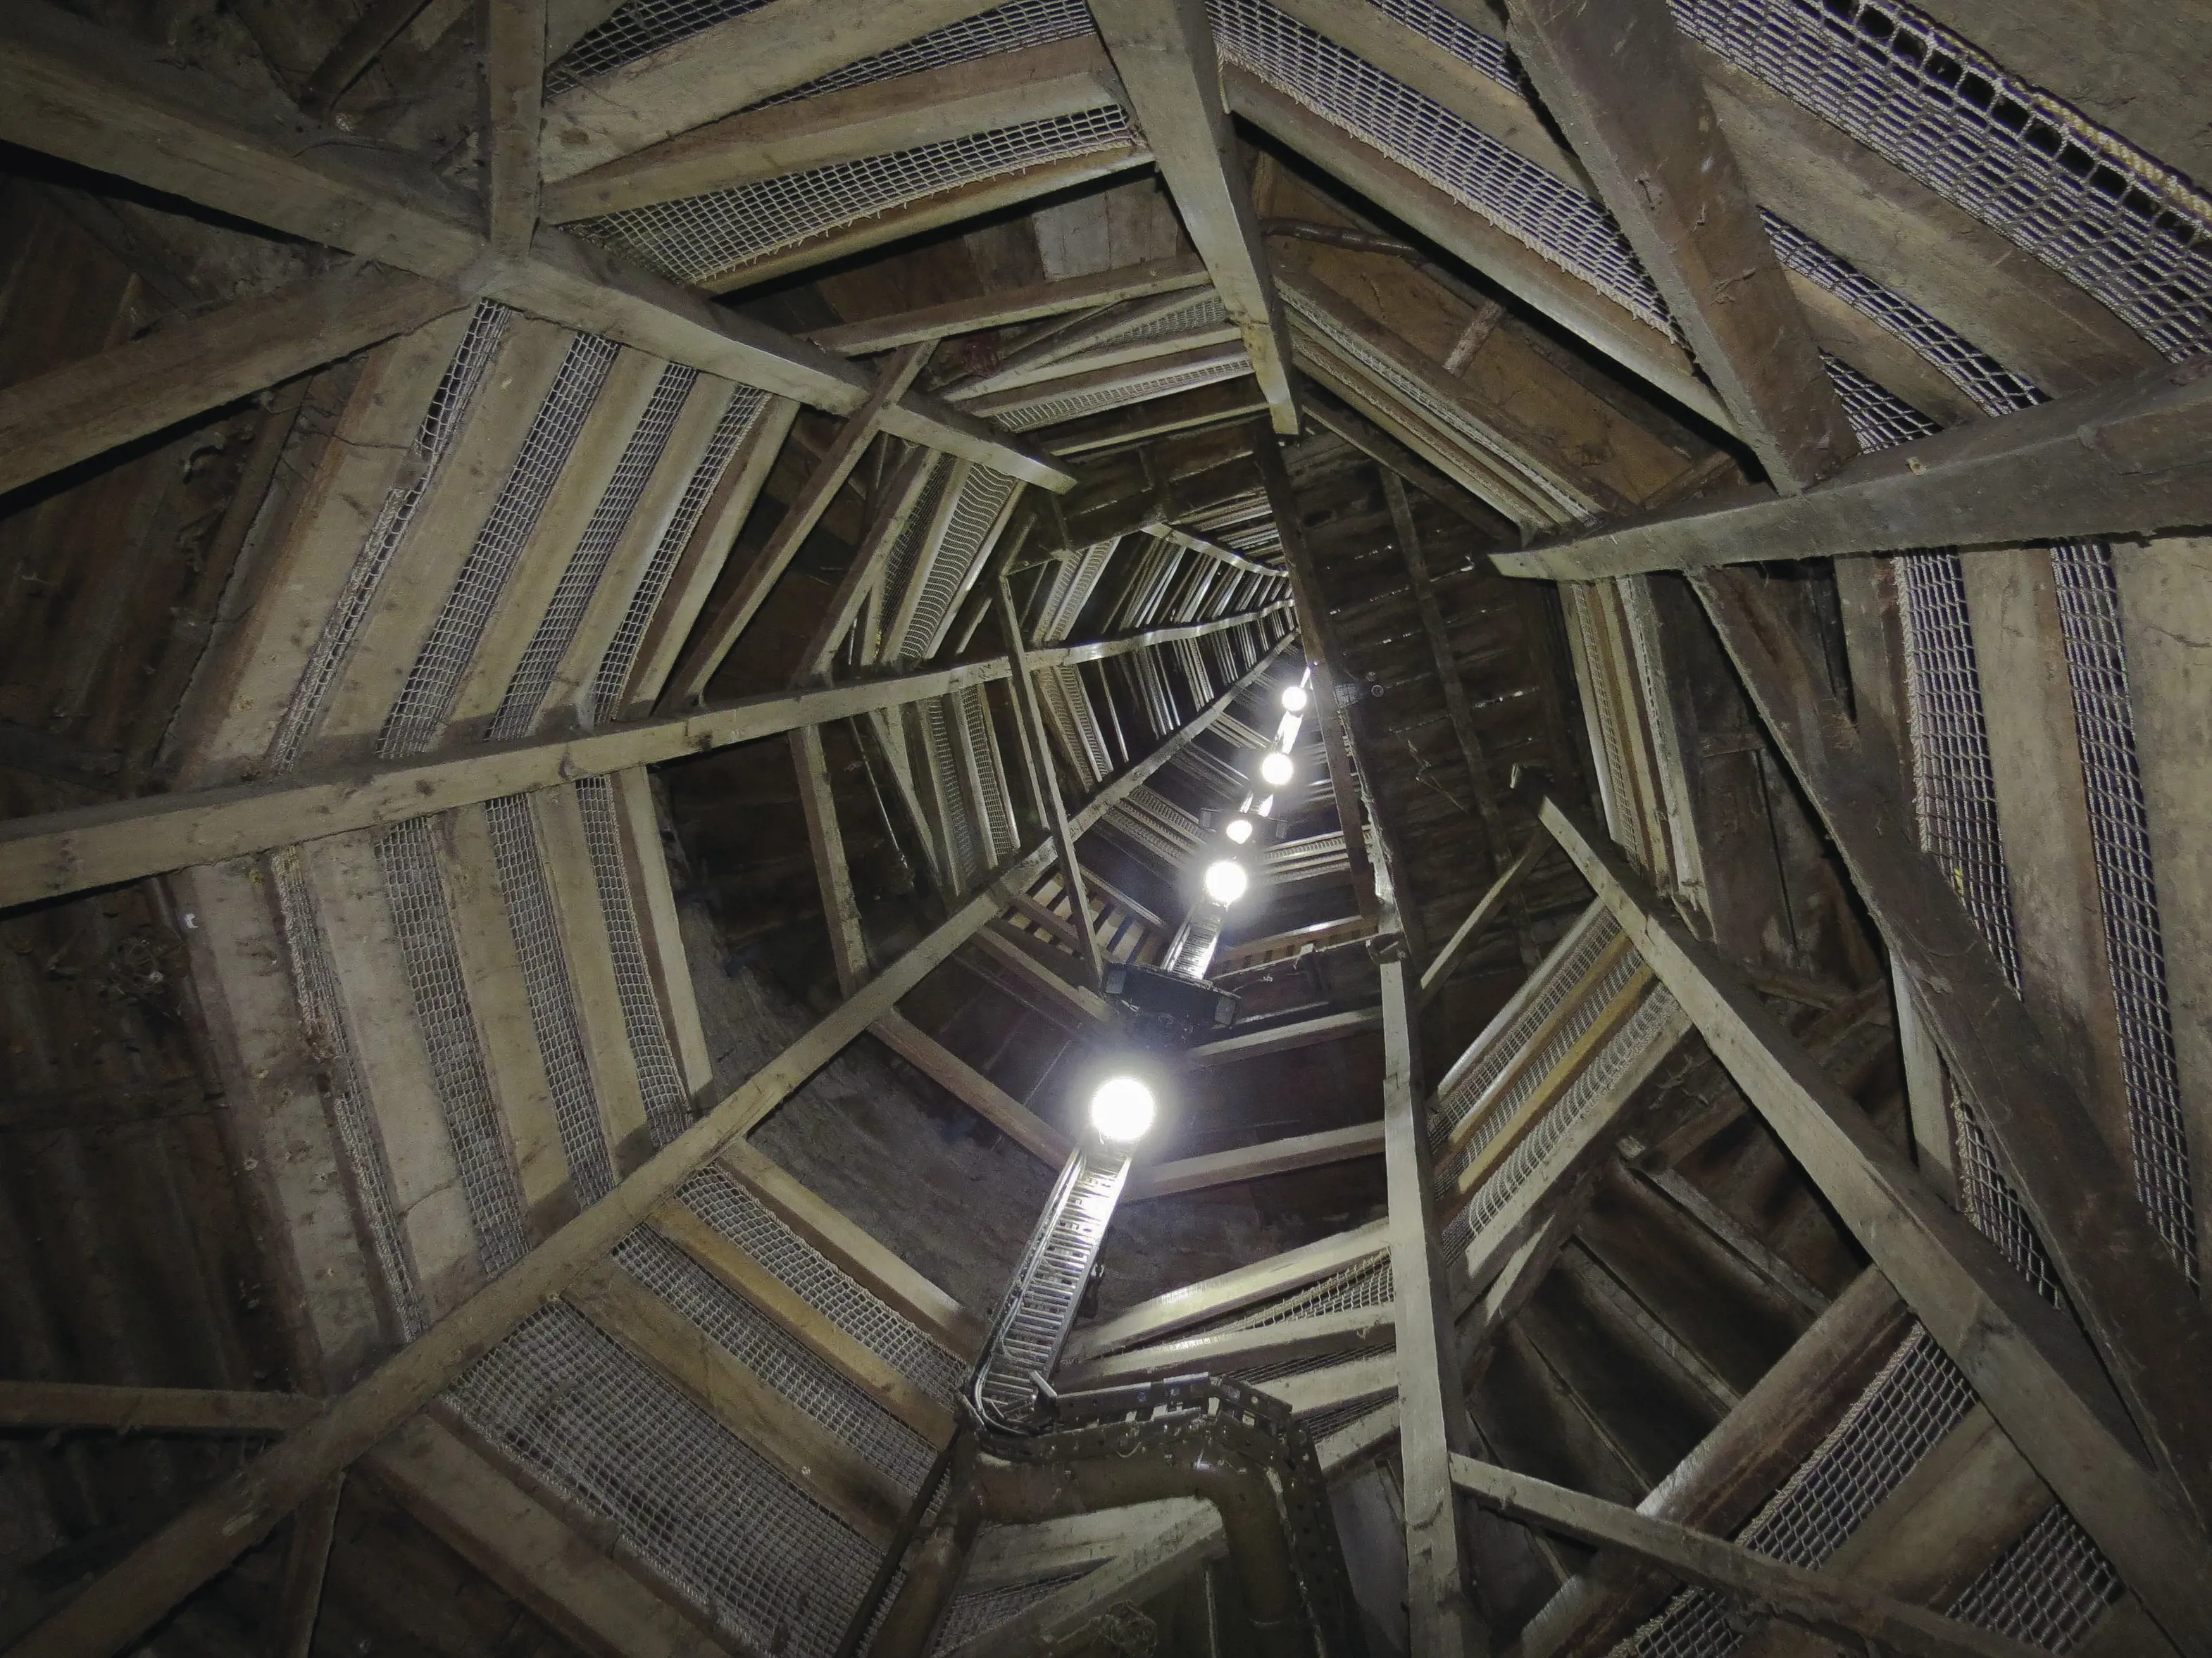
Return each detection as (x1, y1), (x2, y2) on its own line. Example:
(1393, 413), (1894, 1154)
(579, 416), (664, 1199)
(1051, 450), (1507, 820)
(793, 724), (870, 996)
(480, 0), (545, 259)
(270, 1474), (344, 1658)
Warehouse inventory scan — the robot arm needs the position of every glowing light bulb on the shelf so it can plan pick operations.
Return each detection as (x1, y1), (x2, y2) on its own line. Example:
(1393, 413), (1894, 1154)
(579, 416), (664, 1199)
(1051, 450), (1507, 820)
(1089, 1075), (1156, 1142)
(1280, 685), (1309, 713)
(1224, 817), (1256, 846)
(1258, 751), (1296, 789)
(1203, 859), (1250, 905)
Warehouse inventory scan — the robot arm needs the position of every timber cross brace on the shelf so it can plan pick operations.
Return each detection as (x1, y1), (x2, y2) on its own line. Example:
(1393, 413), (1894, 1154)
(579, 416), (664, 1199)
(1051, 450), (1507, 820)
(1, 0), (2210, 1655)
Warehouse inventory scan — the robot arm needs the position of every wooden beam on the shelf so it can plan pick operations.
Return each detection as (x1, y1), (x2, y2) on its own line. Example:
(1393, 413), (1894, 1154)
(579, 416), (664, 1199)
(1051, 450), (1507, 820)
(0, 265), (461, 498)
(996, 572), (1107, 987)
(0, 1381), (319, 1434)
(1089, 0), (1297, 432)
(800, 448), (937, 679)
(870, 1011), (1073, 1166)
(1688, 566), (2212, 1538)
(1039, 375), (1270, 456)
(270, 1476), (342, 1658)
(673, 344), (932, 702)
(1539, 796), (2212, 1655)
(363, 1414), (732, 1658)
(792, 724), (871, 995)
(961, 338), (1249, 422)
(1299, 377), (1513, 539)
(1379, 937), (1485, 1652)
(1496, 356), (2212, 579)
(538, 0), (1004, 181)
(1124, 1120), (1384, 1200)
(1224, 65), (1735, 437)
(1451, 1458), (2044, 1658)
(480, 0), (543, 258)
(1056, 1301), (1394, 1390)
(1419, 831), (1547, 1007)
(804, 256), (1211, 354)
(6, 643), (1289, 1658)
(0, 3), (1075, 491)
(1062, 1219), (1388, 1363)
(1181, 1005), (1382, 1066)
(544, 35), (1119, 222)
(957, 289), (1215, 398)
(299, 0), (436, 114)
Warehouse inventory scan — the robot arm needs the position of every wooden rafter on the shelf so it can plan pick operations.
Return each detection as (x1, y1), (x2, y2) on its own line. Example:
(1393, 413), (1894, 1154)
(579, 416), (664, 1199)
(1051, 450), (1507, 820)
(804, 256), (1212, 354)
(1122, 1120), (1384, 1200)
(1089, 0), (1299, 433)
(480, 0), (544, 258)
(0, 2), (1074, 491)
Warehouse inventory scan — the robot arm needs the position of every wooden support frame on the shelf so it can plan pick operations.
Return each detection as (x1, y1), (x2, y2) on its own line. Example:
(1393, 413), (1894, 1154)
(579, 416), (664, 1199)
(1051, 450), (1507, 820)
(0, 2), (1075, 491)
(799, 447), (937, 680)
(0, 265), (463, 498)
(1419, 831), (1548, 1007)
(1299, 377), (1515, 538)
(1123, 1120), (1384, 1200)
(270, 1476), (344, 1658)
(1378, 936), (1485, 1652)
(1689, 565), (2212, 1539)
(1089, 0), (1298, 432)
(1539, 796), (2212, 1655)
(1056, 1302), (1394, 1390)
(870, 1011), (1073, 1165)
(1451, 1459), (2044, 1658)
(480, 0), (544, 258)
(804, 256), (1211, 355)
(1504, 0), (1856, 492)
(7, 642), (1292, 1658)
(1181, 1004), (1382, 1066)
(0, 1381), (320, 1434)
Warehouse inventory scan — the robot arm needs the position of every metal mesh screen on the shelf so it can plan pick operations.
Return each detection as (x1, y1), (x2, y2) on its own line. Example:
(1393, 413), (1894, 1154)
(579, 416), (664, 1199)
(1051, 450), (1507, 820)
(380, 334), (621, 758)
(680, 1168), (968, 1400)
(268, 848), (430, 1340)
(573, 108), (1136, 287)
(492, 364), (699, 740)
(590, 385), (770, 724)
(574, 775), (694, 1148)
(1213, 1254), (1394, 1336)
(994, 357), (1251, 430)
(547, 0), (771, 89)
(270, 301), (513, 772)
(892, 467), (1020, 662)
(1432, 904), (1616, 1141)
(374, 817), (533, 1272)
(760, 0), (1095, 108)
(931, 1569), (1096, 1652)
(1946, 1503), (2120, 1652)
(446, 1302), (880, 1658)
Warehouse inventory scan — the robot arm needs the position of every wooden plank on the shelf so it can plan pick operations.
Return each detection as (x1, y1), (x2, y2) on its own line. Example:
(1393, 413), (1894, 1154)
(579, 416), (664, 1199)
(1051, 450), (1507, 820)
(480, 0), (543, 257)
(1378, 940), (1483, 1652)
(960, 338), (1248, 422)
(804, 256), (1211, 354)
(1497, 357), (2212, 579)
(1516, 1268), (1910, 1658)
(1040, 375), (1270, 456)
(673, 344), (932, 702)
(1180, 1005), (1383, 1066)
(958, 289), (1217, 398)
(299, 0), (436, 113)
(0, 3), (1074, 489)
(1063, 1219), (1389, 1363)
(1539, 796), (2212, 1655)
(870, 1011), (1073, 1166)
(1124, 1120), (1384, 1200)
(270, 1476), (343, 1658)
(716, 1141), (984, 1362)
(1450, 1458), (2045, 1658)
(1224, 65), (1735, 437)
(792, 723), (871, 996)
(544, 35), (1120, 221)
(799, 447), (936, 680)
(1089, 0), (1297, 432)
(1300, 378), (1514, 536)
(1056, 1302), (1394, 1390)
(565, 1257), (906, 1541)
(0, 1381), (319, 1434)
(537, 0), (1005, 181)
(649, 1200), (955, 1445)
(0, 265), (460, 498)
(1690, 567), (2212, 1538)
(363, 1414), (732, 1658)
(956, 324), (1247, 406)
(1420, 831), (1547, 1007)
(610, 767), (714, 1098)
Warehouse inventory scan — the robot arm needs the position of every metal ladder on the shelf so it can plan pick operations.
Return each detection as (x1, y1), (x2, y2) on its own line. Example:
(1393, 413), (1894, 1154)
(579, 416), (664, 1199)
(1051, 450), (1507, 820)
(968, 1144), (1132, 1431)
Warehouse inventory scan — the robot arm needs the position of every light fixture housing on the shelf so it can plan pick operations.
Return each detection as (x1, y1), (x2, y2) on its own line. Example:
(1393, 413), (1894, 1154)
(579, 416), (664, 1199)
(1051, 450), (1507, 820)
(1089, 1075), (1156, 1143)
(1280, 685), (1309, 714)
(1203, 858), (1250, 905)
(1258, 750), (1296, 789)
(1224, 816), (1255, 845)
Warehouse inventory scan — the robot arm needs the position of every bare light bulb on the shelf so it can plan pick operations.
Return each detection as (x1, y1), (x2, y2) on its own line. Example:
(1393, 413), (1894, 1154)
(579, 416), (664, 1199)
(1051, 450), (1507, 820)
(1090, 1075), (1156, 1143)
(1224, 817), (1256, 846)
(1203, 859), (1250, 905)
(1281, 685), (1309, 713)
(1258, 751), (1296, 789)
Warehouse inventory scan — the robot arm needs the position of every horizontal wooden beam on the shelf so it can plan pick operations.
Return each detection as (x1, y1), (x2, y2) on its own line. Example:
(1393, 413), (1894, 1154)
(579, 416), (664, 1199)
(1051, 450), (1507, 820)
(0, 1), (1073, 490)
(804, 256), (1211, 355)
(1496, 356), (2212, 579)
(1124, 1119), (1383, 1200)
(0, 1381), (318, 1435)
(1180, 1005), (1383, 1065)
(1038, 375), (1269, 456)
(8, 641), (1292, 1658)
(870, 1012), (1073, 1165)
(1055, 1302), (1393, 1390)
(0, 264), (461, 498)
(0, 605), (1285, 909)
(1451, 1457), (2045, 1658)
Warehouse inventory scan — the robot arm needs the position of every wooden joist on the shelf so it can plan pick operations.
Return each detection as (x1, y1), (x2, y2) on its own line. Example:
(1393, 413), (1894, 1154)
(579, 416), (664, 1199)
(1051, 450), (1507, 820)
(0, 1381), (320, 1434)
(1496, 355), (2212, 579)
(1089, 0), (1298, 432)
(481, 0), (544, 258)
(1180, 1005), (1382, 1066)
(0, 1), (1073, 491)
(804, 255), (1211, 355)
(1539, 796), (2212, 1656)
(1054, 1301), (1393, 1390)
(870, 1012), (1073, 1166)
(0, 265), (462, 498)
(1123, 1120), (1385, 1200)
(1451, 1457), (2047, 1658)
(1419, 831), (1549, 1007)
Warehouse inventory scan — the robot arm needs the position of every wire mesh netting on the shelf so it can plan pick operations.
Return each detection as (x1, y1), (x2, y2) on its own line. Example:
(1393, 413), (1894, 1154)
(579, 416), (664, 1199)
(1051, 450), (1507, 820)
(996, 357), (1251, 430)
(931, 1569), (1098, 1652)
